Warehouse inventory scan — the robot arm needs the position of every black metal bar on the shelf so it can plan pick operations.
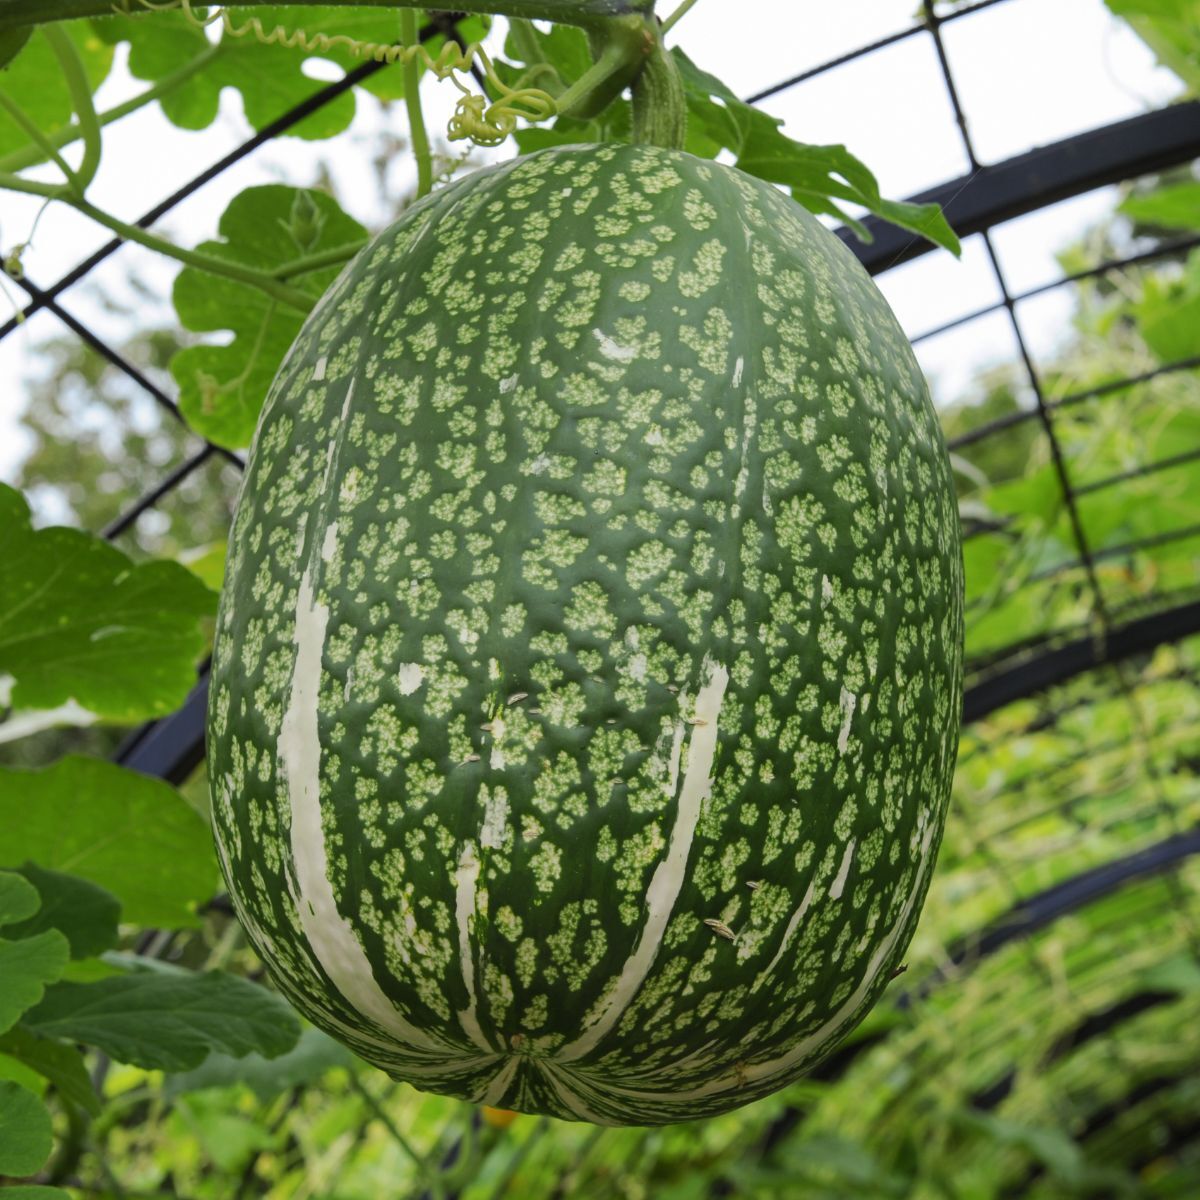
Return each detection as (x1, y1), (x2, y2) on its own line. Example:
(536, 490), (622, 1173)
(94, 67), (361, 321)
(963, 598), (1200, 724)
(1018, 521), (1200, 590)
(840, 102), (1200, 276)
(947, 355), (1200, 452)
(745, 0), (1014, 105)
(911, 233), (1200, 346)
(10, 272), (246, 470)
(114, 674), (210, 786)
(907, 828), (1200, 1004)
(1074, 444), (1200, 499)
(101, 446), (221, 541)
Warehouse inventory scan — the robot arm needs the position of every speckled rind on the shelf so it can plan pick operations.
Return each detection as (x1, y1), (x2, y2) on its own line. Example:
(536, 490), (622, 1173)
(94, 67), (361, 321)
(207, 143), (963, 1125)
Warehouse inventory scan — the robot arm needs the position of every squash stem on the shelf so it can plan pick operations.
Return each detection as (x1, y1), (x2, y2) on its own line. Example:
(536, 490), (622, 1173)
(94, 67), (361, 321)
(0, 43), (222, 176)
(661, 0), (703, 36)
(399, 9), (434, 200)
(43, 24), (101, 193)
(0, 171), (315, 313)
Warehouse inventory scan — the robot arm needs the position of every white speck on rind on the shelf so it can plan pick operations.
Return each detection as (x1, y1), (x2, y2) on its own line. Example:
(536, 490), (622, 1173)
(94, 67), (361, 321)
(829, 839), (856, 899)
(480, 787), (509, 850)
(752, 877), (816, 980)
(821, 575), (833, 606)
(397, 663), (424, 695)
(593, 328), (637, 362)
(488, 715), (507, 771)
(604, 822), (939, 1104)
(528, 453), (551, 475)
(837, 687), (856, 754)
(558, 658), (730, 1063)
(500, 373), (518, 393)
(321, 521), (338, 563)
(629, 653), (648, 682)
(313, 355), (327, 381)
(732, 355), (744, 387)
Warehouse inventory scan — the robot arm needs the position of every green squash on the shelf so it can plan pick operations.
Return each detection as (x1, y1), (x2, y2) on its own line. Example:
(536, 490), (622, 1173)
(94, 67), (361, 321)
(208, 143), (963, 1125)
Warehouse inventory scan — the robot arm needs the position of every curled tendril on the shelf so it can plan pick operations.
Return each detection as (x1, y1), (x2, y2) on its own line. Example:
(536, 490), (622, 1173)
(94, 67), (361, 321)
(116, 0), (558, 148)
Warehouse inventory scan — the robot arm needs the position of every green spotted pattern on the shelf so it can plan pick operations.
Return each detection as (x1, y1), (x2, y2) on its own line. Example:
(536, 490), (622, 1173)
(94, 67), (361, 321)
(208, 143), (963, 1126)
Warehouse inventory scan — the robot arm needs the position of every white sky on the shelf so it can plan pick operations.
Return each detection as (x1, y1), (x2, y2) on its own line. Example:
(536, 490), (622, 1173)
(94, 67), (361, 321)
(0, 0), (1184, 497)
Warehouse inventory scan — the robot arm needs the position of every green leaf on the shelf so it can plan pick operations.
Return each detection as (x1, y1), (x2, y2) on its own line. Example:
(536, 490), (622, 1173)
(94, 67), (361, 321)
(1138, 954), (1200, 993)
(24, 971), (301, 1072)
(92, 9), (490, 136)
(166, 1025), (353, 1101)
(0, 931), (68, 1037)
(0, 871), (40, 925)
(2, 865), (120, 960)
(0, 25), (30, 69)
(672, 49), (961, 255)
(1119, 180), (1200, 230)
(171, 184), (367, 449)
(0, 1189), (72, 1199)
(0, 1080), (52, 1178)
(0, 1025), (100, 1116)
(1134, 250), (1200, 361)
(1105, 0), (1200, 91)
(0, 483), (215, 726)
(0, 756), (215, 929)
(0, 23), (113, 159)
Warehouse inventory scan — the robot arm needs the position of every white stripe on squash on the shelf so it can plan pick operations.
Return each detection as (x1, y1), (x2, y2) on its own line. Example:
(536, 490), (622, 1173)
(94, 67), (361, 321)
(279, 555), (459, 1055)
(557, 657), (730, 1063)
(589, 820), (937, 1101)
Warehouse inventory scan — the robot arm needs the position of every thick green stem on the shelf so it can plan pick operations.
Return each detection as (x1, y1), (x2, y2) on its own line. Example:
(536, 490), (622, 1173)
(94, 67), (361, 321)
(42, 23), (101, 191)
(0, 0), (655, 33)
(0, 172), (315, 312)
(274, 240), (366, 280)
(631, 24), (686, 149)
(0, 43), (221, 175)
(399, 9), (433, 199)
(556, 15), (651, 118)
(0, 86), (80, 186)
(661, 0), (702, 36)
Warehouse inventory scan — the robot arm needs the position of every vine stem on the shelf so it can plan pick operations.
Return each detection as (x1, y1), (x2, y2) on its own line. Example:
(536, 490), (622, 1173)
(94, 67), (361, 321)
(0, 44), (222, 176)
(399, 9), (433, 199)
(273, 240), (366, 280)
(554, 28), (645, 116)
(0, 87), (81, 188)
(42, 24), (102, 192)
(0, 172), (315, 312)
(347, 1073), (444, 1198)
(660, 0), (702, 36)
(0, 0), (655, 33)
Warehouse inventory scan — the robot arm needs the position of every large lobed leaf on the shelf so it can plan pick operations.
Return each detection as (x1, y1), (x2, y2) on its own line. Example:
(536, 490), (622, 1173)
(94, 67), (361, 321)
(166, 1025), (353, 1100)
(91, 8), (493, 136)
(0, 1079), (52, 1179)
(171, 184), (367, 449)
(0, 1025), (100, 1116)
(674, 49), (961, 255)
(2, 864), (121, 961)
(0, 756), (216, 929)
(0, 22), (112, 159)
(0, 483), (215, 726)
(0, 874), (68, 1040)
(24, 970), (301, 1071)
